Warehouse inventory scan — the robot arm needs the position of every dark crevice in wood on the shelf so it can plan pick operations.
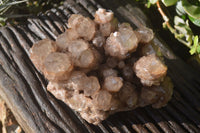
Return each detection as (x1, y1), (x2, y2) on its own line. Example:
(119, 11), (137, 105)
(46, 11), (66, 33)
(133, 110), (162, 133)
(0, 31), (13, 59)
(161, 105), (199, 133)
(27, 20), (49, 40)
(58, 6), (73, 21)
(144, 107), (174, 133)
(17, 25), (41, 44)
(64, 0), (92, 17)
(76, 0), (97, 17)
(40, 12), (62, 35)
(50, 8), (68, 28)
(88, 0), (103, 9)
(126, 117), (150, 133)
(31, 17), (58, 40)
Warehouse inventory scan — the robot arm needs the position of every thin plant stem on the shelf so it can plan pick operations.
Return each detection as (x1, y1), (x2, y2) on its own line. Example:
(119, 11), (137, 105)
(156, 1), (192, 48)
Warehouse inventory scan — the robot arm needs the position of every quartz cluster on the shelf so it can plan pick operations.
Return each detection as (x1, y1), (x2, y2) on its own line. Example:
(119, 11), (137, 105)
(29, 8), (173, 125)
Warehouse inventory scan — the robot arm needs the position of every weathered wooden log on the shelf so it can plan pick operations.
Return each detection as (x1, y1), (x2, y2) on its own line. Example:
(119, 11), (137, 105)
(0, 0), (200, 133)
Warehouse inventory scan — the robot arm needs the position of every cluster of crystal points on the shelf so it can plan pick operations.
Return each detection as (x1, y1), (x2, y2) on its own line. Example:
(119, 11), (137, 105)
(29, 8), (173, 124)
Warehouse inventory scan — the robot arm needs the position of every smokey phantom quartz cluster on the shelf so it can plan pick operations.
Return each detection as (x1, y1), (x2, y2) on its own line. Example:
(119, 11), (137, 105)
(29, 8), (173, 125)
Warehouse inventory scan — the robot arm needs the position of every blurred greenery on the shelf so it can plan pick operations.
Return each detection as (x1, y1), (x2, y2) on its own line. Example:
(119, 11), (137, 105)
(137, 0), (200, 56)
(0, 0), (63, 26)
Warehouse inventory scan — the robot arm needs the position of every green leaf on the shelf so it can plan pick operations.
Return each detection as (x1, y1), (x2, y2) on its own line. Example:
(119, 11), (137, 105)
(176, 1), (186, 16)
(149, 0), (158, 4)
(189, 36), (199, 55)
(174, 16), (194, 47)
(197, 45), (200, 54)
(147, 1), (151, 8)
(182, 0), (200, 19)
(174, 16), (193, 35)
(188, 15), (200, 27)
(174, 16), (185, 25)
(189, 47), (196, 55)
(161, 0), (178, 6)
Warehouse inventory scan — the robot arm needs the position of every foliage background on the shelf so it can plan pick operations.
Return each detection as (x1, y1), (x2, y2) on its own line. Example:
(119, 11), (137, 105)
(136, 0), (200, 62)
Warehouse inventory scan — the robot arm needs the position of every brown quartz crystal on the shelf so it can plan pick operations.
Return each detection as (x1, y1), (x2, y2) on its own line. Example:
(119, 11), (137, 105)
(92, 90), (112, 111)
(94, 8), (114, 24)
(29, 8), (173, 125)
(47, 81), (73, 100)
(100, 18), (118, 37)
(30, 39), (57, 72)
(43, 52), (73, 81)
(133, 54), (167, 86)
(92, 31), (105, 48)
(136, 27), (154, 44)
(68, 14), (96, 41)
(103, 76), (123, 92)
(68, 39), (89, 58)
(82, 76), (101, 96)
(56, 28), (79, 51)
(101, 68), (118, 78)
(119, 82), (138, 108)
(104, 23), (139, 59)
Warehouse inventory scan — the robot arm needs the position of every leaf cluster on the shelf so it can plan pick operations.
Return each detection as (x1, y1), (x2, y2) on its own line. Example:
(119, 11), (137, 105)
(140, 0), (200, 55)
